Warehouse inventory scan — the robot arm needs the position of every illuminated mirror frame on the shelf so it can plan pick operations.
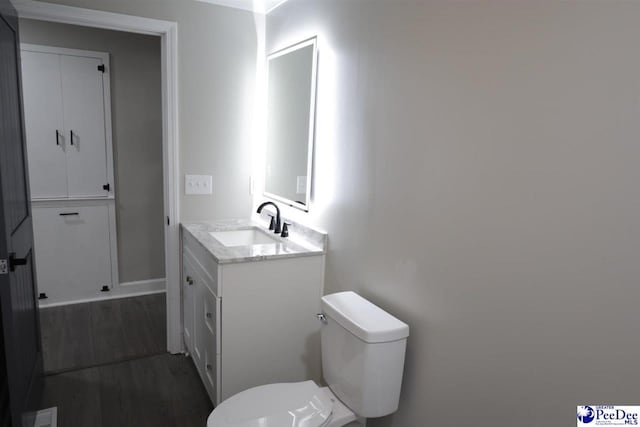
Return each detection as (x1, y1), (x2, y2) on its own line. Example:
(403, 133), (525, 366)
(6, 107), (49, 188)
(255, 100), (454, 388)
(264, 36), (318, 212)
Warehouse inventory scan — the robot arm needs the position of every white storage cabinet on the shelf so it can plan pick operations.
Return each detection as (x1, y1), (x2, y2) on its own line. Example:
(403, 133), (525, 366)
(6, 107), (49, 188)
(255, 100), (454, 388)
(21, 44), (117, 305)
(21, 46), (113, 200)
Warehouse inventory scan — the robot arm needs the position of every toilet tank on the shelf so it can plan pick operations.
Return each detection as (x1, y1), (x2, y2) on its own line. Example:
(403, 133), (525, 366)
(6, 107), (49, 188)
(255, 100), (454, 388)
(321, 292), (409, 419)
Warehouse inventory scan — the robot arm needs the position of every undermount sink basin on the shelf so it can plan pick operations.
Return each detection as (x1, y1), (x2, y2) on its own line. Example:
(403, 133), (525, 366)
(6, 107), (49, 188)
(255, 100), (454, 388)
(209, 228), (278, 247)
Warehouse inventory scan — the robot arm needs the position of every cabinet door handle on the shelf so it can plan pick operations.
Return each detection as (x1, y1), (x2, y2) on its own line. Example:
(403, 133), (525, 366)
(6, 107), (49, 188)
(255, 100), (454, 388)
(55, 130), (61, 146)
(70, 130), (75, 146)
(59, 212), (79, 216)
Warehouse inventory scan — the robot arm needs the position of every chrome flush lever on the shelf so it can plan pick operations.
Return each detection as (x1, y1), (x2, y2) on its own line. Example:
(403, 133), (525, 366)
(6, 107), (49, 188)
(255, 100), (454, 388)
(316, 313), (327, 324)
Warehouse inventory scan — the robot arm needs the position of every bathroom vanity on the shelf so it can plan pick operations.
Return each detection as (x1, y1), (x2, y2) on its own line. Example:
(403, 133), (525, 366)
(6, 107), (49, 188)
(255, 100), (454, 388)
(180, 219), (326, 404)
(181, 35), (324, 407)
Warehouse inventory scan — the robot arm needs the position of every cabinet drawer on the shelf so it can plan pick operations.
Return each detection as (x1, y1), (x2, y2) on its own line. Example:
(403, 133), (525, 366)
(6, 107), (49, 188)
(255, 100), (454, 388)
(204, 344), (220, 405)
(33, 204), (112, 304)
(183, 231), (219, 296)
(201, 282), (220, 404)
(202, 286), (220, 353)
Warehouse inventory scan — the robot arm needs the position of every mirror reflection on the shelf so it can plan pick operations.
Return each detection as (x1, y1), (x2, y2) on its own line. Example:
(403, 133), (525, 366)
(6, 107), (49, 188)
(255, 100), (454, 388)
(265, 37), (317, 211)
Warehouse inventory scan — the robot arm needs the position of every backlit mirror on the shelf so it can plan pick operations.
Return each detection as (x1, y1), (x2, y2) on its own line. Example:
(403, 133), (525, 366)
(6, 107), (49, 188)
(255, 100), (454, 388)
(264, 37), (317, 211)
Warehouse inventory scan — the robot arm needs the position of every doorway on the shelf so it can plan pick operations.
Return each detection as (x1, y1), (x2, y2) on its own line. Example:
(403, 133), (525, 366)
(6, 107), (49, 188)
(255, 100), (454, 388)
(13, 0), (182, 355)
(19, 21), (167, 374)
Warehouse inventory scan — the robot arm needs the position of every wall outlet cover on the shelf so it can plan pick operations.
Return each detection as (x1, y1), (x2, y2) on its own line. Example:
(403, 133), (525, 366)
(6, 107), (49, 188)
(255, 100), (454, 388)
(296, 176), (307, 194)
(185, 174), (213, 195)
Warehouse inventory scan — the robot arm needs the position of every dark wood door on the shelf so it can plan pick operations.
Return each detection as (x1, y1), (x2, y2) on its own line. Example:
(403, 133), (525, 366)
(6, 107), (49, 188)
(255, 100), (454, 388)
(0, 0), (43, 425)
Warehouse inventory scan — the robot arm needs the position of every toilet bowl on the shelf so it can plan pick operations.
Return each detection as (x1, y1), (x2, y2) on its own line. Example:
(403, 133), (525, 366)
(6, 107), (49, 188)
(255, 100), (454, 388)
(207, 291), (409, 427)
(206, 380), (360, 427)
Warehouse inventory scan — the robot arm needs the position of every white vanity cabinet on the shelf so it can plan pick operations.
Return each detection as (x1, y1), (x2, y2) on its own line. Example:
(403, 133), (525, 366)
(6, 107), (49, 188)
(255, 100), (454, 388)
(181, 226), (325, 405)
(182, 246), (220, 401)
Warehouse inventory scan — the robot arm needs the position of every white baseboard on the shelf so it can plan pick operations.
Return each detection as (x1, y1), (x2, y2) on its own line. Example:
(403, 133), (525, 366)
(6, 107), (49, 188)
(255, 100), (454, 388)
(119, 277), (166, 292)
(39, 278), (166, 308)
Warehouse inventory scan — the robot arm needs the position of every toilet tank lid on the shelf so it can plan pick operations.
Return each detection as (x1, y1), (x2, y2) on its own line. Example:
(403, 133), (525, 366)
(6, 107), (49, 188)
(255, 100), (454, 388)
(321, 292), (409, 343)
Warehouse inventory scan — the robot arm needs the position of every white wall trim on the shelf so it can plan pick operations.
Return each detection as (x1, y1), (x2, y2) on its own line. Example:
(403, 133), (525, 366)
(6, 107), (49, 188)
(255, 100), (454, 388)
(120, 278), (166, 287)
(21, 42), (109, 59)
(14, 0), (183, 354)
(119, 277), (165, 289)
(13, 0), (173, 34)
(39, 289), (166, 309)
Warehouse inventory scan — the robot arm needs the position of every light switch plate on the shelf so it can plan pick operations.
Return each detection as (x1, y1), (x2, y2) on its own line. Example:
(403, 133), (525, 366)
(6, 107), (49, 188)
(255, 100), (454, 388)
(185, 174), (213, 195)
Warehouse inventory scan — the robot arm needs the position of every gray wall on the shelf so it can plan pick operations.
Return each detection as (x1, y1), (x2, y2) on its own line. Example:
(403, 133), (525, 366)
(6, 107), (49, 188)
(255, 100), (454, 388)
(34, 0), (259, 223)
(20, 19), (165, 283)
(266, 1), (640, 426)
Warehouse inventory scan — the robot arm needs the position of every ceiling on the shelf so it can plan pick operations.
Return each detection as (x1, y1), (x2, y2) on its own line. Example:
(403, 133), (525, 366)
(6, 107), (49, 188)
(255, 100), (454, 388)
(195, 0), (288, 14)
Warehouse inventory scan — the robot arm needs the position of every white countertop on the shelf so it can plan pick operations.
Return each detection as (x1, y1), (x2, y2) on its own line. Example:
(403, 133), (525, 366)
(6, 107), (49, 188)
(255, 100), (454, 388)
(181, 219), (326, 264)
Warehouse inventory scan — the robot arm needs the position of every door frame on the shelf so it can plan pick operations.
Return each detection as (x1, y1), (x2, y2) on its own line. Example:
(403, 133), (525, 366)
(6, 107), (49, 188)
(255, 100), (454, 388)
(12, 0), (183, 353)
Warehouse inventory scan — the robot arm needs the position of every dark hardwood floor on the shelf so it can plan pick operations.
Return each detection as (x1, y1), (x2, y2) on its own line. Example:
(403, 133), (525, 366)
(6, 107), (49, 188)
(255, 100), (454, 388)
(39, 294), (213, 426)
(40, 293), (167, 373)
(42, 354), (212, 427)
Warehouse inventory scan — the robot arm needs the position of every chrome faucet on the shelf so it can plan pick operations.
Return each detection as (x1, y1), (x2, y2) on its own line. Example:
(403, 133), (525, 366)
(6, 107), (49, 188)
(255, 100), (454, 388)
(256, 201), (281, 234)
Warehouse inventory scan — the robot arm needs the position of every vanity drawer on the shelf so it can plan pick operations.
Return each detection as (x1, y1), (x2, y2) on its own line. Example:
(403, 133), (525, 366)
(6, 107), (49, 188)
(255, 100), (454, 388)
(182, 255), (197, 354)
(199, 284), (220, 405)
(203, 287), (220, 350)
(183, 231), (220, 296)
(204, 345), (221, 405)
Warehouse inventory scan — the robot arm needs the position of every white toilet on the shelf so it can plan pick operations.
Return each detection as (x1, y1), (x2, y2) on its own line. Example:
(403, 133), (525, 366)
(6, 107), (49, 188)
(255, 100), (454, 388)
(207, 291), (410, 427)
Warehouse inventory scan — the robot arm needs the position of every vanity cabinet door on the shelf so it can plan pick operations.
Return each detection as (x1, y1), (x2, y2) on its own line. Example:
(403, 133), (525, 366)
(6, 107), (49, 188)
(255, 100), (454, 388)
(192, 274), (205, 370)
(202, 287), (220, 404)
(182, 255), (196, 354)
(182, 235), (221, 404)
